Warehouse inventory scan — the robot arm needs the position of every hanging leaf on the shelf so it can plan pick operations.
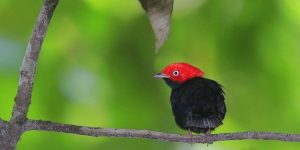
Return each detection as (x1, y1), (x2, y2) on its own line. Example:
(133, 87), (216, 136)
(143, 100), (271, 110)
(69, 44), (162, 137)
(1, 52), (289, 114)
(139, 0), (173, 52)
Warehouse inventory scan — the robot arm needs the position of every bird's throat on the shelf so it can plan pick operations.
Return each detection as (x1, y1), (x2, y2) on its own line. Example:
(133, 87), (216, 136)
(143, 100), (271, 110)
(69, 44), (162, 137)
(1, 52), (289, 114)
(163, 78), (180, 89)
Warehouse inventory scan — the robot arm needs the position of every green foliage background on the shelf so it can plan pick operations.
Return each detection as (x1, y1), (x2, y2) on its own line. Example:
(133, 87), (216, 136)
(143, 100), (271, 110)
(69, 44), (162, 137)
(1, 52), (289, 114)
(1, 0), (300, 149)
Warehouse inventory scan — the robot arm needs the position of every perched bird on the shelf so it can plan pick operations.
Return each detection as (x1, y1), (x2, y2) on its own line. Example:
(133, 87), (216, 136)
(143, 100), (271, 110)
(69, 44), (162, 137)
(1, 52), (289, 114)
(154, 62), (226, 134)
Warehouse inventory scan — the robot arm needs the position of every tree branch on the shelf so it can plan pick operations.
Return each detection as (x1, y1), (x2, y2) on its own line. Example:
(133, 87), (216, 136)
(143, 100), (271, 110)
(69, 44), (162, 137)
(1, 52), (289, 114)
(0, 0), (59, 149)
(0, 119), (7, 127)
(24, 120), (300, 143)
(1, 0), (300, 148)
(11, 0), (59, 123)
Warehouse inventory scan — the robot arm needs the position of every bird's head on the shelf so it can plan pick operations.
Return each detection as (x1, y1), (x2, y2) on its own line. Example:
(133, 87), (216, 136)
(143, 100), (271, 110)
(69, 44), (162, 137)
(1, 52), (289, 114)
(154, 62), (204, 84)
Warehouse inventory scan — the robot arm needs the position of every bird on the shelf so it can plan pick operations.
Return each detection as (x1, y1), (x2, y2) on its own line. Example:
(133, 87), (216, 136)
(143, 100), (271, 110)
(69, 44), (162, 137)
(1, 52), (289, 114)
(154, 62), (226, 135)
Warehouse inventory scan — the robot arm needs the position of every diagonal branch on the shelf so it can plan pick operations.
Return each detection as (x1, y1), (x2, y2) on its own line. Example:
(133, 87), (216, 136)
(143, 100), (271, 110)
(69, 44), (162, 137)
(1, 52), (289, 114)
(24, 120), (300, 143)
(0, 119), (6, 127)
(11, 0), (59, 123)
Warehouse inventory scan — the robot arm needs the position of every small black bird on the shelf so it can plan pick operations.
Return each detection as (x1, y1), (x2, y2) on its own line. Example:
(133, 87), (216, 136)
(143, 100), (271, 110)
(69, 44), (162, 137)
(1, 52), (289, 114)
(154, 62), (226, 134)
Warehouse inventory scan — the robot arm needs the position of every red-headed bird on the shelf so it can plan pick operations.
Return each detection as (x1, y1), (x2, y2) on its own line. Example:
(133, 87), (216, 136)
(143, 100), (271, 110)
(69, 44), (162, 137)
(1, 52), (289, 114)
(154, 62), (226, 134)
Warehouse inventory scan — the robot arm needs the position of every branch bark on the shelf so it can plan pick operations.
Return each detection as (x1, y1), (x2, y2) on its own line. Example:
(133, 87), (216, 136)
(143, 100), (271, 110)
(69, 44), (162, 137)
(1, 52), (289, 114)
(11, 0), (59, 124)
(24, 120), (300, 143)
(0, 0), (59, 149)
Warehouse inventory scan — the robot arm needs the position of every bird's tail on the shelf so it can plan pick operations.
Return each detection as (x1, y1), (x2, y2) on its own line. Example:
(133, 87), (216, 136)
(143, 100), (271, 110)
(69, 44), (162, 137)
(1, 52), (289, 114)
(185, 117), (223, 133)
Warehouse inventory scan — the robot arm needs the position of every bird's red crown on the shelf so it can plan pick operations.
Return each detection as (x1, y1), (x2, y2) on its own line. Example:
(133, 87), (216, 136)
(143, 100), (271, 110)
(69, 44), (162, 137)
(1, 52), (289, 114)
(155, 62), (204, 84)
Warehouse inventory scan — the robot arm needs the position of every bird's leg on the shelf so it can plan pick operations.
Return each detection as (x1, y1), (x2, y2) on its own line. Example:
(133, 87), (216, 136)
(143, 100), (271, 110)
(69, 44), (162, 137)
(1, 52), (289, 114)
(187, 129), (194, 145)
(206, 128), (211, 135)
(187, 113), (194, 145)
(205, 128), (213, 146)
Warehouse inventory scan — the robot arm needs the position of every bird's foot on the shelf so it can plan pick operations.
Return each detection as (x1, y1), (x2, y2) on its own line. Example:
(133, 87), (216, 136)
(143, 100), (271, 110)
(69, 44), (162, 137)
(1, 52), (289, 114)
(205, 129), (213, 146)
(187, 129), (194, 145)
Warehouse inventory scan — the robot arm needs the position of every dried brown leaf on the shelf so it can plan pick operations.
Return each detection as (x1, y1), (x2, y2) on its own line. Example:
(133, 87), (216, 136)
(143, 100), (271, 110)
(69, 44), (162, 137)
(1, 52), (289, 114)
(139, 0), (173, 52)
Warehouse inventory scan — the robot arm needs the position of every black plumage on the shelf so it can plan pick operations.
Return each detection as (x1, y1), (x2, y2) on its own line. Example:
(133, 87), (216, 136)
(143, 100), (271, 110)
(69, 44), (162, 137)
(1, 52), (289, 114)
(164, 77), (226, 133)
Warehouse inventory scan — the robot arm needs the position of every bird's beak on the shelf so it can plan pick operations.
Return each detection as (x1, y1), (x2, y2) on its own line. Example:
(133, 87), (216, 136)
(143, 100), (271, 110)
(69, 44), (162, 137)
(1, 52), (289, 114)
(153, 73), (169, 78)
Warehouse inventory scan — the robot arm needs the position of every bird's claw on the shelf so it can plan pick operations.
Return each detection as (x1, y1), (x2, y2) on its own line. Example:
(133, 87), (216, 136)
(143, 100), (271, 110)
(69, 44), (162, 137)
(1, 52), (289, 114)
(205, 129), (213, 146)
(187, 129), (194, 145)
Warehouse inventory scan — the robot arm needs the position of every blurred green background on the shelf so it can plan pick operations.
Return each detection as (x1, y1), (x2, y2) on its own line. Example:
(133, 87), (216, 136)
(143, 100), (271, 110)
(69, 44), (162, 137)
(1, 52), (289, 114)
(1, 0), (300, 149)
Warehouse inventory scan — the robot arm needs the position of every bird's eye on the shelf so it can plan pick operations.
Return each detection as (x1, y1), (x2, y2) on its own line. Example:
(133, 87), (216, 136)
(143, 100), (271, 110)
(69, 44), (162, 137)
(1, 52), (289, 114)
(172, 70), (180, 76)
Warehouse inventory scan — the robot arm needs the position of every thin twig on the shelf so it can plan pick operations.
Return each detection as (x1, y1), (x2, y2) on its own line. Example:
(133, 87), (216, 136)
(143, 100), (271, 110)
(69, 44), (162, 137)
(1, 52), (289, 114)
(24, 120), (300, 143)
(11, 0), (59, 123)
